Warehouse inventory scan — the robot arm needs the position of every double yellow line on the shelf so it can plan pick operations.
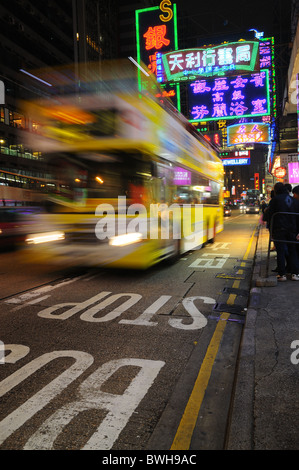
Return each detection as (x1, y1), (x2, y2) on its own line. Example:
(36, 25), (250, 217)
(170, 226), (257, 450)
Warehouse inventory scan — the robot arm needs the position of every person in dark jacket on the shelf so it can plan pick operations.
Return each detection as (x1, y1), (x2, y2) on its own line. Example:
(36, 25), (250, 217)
(267, 182), (299, 281)
(262, 190), (274, 228)
(293, 185), (299, 201)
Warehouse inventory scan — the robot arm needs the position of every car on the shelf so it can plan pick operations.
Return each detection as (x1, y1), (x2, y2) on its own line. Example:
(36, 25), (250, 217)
(224, 205), (232, 216)
(0, 207), (27, 250)
(245, 204), (260, 214)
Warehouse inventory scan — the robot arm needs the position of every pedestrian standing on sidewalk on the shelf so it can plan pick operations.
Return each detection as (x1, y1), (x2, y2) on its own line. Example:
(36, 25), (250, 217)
(267, 182), (299, 281)
(293, 185), (299, 201)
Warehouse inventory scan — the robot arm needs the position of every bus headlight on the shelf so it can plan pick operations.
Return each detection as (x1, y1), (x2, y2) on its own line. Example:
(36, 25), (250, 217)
(25, 231), (65, 244)
(109, 232), (143, 247)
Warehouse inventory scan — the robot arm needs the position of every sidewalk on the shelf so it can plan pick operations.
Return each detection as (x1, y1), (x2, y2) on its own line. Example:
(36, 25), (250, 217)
(227, 224), (299, 450)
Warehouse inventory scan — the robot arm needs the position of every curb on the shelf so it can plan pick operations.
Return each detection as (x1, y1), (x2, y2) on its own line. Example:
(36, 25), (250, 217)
(253, 225), (277, 287)
(226, 224), (266, 449)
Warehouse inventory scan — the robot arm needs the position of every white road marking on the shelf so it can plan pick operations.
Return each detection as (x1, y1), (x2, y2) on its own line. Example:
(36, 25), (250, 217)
(189, 253), (230, 269)
(4, 274), (90, 305)
(0, 350), (94, 446)
(120, 295), (172, 326)
(23, 357), (165, 450)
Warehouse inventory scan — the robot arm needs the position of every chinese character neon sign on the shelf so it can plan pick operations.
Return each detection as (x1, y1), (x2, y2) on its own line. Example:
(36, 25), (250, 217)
(188, 71), (270, 122)
(259, 37), (276, 120)
(159, 41), (260, 82)
(227, 122), (270, 146)
(135, 2), (179, 109)
(143, 25), (170, 50)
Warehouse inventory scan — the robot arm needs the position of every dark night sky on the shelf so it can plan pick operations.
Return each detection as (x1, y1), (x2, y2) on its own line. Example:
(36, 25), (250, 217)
(173, 0), (292, 44)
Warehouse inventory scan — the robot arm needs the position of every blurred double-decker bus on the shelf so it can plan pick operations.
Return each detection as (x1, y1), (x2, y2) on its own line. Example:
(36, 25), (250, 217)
(22, 60), (224, 269)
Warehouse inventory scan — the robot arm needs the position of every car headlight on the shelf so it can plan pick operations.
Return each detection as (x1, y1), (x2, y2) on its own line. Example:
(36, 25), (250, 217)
(109, 232), (143, 247)
(25, 231), (65, 244)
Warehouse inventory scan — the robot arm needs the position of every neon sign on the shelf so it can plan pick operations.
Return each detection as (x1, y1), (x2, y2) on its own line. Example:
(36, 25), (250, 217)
(288, 162), (299, 184)
(222, 158), (250, 166)
(274, 167), (286, 178)
(159, 0), (173, 22)
(135, 2), (179, 109)
(227, 122), (270, 146)
(297, 74), (299, 156)
(143, 25), (170, 50)
(159, 41), (260, 82)
(188, 71), (270, 122)
(254, 173), (260, 190)
(259, 37), (276, 120)
(173, 167), (191, 185)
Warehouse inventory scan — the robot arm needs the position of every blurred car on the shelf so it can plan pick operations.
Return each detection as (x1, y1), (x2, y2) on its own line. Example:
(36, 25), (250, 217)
(245, 204), (260, 214)
(0, 208), (27, 250)
(224, 205), (232, 216)
(239, 203), (246, 213)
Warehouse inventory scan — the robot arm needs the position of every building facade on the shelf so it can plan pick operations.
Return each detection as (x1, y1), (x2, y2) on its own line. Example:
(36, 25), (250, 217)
(0, 0), (119, 205)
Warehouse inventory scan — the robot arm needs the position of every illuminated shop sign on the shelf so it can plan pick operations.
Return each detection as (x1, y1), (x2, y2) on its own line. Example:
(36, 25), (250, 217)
(288, 162), (299, 184)
(254, 173), (260, 190)
(297, 74), (299, 156)
(234, 150), (250, 157)
(259, 39), (272, 70)
(173, 167), (192, 185)
(188, 71), (270, 122)
(227, 122), (270, 146)
(222, 158), (250, 166)
(259, 37), (276, 119)
(274, 167), (286, 178)
(159, 41), (260, 83)
(201, 131), (222, 147)
(135, 1), (179, 109)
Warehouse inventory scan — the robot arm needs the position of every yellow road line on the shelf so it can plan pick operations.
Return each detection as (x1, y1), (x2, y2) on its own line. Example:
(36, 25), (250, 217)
(243, 224), (258, 261)
(170, 223), (258, 450)
(170, 311), (230, 450)
(227, 293), (237, 305)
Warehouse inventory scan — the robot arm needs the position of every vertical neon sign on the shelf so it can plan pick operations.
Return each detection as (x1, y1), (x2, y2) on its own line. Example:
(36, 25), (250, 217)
(254, 173), (260, 191)
(135, 2), (180, 110)
(297, 74), (299, 158)
(259, 37), (277, 170)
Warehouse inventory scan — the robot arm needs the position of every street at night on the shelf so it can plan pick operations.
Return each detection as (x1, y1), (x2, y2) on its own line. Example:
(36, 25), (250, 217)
(0, 212), (258, 450)
(0, 0), (299, 456)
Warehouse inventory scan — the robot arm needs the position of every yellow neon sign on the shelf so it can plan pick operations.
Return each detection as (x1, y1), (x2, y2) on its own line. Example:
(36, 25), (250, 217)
(159, 0), (173, 22)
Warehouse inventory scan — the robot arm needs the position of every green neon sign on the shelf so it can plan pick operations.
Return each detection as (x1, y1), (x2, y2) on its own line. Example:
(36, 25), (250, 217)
(135, 3), (180, 111)
(161, 41), (260, 83)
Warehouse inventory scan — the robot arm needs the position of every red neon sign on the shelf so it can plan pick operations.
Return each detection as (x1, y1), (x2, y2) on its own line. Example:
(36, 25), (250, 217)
(136, 3), (178, 107)
(155, 89), (175, 98)
(143, 25), (170, 50)
(254, 173), (260, 190)
(274, 167), (286, 178)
